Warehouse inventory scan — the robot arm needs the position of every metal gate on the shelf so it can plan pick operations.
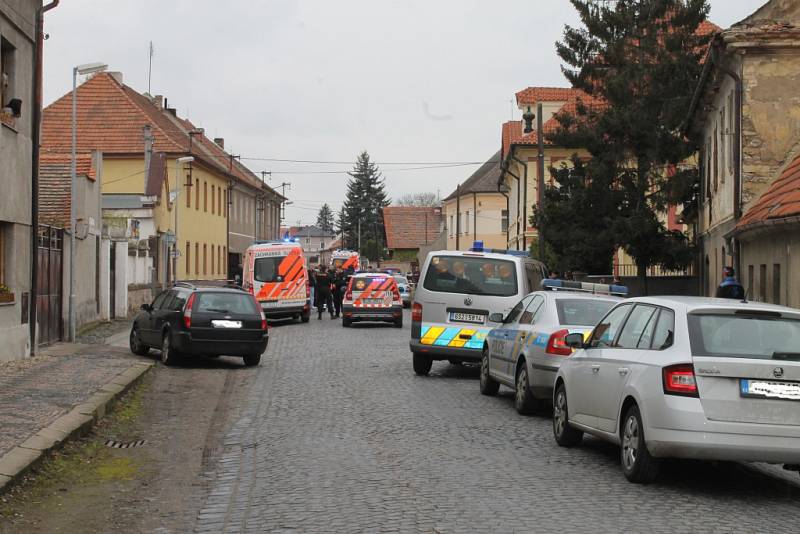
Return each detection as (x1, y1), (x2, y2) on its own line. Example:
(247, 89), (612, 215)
(37, 225), (64, 345)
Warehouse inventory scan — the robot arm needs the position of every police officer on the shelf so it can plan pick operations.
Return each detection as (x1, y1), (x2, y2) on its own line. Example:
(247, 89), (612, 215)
(332, 267), (347, 318)
(315, 265), (335, 319)
(716, 266), (746, 300)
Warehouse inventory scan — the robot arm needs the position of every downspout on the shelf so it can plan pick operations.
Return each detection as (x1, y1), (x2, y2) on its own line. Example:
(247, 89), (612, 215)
(30, 0), (60, 354)
(510, 154), (528, 251)
(497, 177), (509, 247)
(502, 160), (522, 250)
(711, 42), (743, 275)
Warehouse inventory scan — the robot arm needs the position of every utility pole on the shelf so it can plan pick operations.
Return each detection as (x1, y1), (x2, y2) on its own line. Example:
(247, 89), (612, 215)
(455, 184), (461, 250)
(277, 182), (290, 224)
(227, 154), (240, 277)
(537, 102), (546, 263)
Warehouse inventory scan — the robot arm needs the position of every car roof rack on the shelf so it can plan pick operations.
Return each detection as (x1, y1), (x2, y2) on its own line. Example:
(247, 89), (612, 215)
(542, 278), (628, 297)
(173, 281), (196, 289)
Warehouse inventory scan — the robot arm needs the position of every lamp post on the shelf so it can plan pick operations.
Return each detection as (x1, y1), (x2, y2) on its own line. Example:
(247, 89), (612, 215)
(172, 156), (194, 284)
(69, 61), (106, 342)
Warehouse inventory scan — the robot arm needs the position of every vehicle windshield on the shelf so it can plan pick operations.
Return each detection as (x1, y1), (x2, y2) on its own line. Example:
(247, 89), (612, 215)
(195, 293), (258, 315)
(254, 256), (285, 283)
(394, 276), (408, 285)
(688, 313), (800, 360)
(351, 276), (394, 292)
(423, 256), (517, 297)
(556, 299), (616, 326)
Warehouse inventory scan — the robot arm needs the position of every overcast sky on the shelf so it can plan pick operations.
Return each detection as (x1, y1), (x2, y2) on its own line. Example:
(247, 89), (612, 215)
(43, 0), (765, 225)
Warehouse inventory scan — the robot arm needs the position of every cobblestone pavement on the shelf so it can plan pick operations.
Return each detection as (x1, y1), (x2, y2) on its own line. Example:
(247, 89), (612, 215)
(194, 311), (800, 533)
(75, 319), (133, 345)
(0, 344), (137, 458)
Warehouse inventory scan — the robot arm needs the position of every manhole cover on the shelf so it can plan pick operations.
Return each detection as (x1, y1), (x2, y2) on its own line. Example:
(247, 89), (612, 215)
(105, 439), (147, 449)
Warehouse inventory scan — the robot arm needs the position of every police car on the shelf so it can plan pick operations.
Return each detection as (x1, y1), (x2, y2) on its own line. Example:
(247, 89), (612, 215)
(410, 243), (547, 376)
(342, 272), (403, 328)
(481, 279), (627, 414)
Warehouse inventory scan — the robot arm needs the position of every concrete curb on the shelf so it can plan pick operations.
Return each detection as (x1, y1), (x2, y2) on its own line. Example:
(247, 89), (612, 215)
(0, 360), (154, 495)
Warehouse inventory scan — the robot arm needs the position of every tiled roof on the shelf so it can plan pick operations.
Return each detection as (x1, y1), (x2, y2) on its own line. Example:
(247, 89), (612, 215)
(735, 154), (800, 233)
(38, 153), (96, 227)
(41, 72), (283, 199)
(444, 151), (502, 201)
(383, 207), (443, 250)
(515, 87), (586, 107)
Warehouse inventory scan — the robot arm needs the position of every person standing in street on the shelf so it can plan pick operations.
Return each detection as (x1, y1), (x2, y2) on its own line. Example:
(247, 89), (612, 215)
(308, 266), (317, 310)
(315, 265), (335, 319)
(332, 268), (347, 318)
(716, 266), (746, 300)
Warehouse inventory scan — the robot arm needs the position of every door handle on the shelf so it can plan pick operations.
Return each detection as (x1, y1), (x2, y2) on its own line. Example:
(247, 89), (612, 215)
(618, 367), (629, 376)
(591, 364), (600, 373)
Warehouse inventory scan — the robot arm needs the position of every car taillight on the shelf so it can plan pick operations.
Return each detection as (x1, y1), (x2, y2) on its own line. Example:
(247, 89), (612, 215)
(663, 364), (698, 397)
(183, 293), (196, 329)
(412, 302), (423, 322)
(392, 285), (400, 302)
(252, 296), (267, 330)
(545, 329), (573, 356)
(306, 284), (310, 298)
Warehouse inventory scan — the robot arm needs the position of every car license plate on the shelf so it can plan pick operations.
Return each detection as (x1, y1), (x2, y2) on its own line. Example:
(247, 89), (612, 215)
(363, 298), (383, 305)
(740, 379), (800, 401)
(212, 320), (242, 329)
(450, 312), (485, 324)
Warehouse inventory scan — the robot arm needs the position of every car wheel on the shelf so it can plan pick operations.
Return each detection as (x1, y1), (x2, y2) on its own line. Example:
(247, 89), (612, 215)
(394, 317), (403, 328)
(243, 354), (261, 367)
(129, 325), (149, 356)
(301, 311), (311, 323)
(160, 332), (181, 366)
(342, 317), (352, 328)
(413, 352), (432, 376)
(514, 363), (540, 415)
(620, 404), (660, 483)
(479, 348), (500, 396)
(553, 382), (583, 447)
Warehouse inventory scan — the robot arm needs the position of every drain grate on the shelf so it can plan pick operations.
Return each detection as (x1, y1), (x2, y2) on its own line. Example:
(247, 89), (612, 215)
(105, 439), (147, 449)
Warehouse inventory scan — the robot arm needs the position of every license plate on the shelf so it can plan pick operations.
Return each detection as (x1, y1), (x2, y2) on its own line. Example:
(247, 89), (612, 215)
(740, 379), (800, 401)
(450, 312), (485, 324)
(363, 299), (383, 305)
(211, 320), (242, 329)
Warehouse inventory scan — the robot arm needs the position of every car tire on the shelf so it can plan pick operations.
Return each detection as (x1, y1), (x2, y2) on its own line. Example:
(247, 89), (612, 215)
(160, 331), (181, 366)
(342, 317), (352, 328)
(129, 326), (149, 356)
(394, 317), (403, 328)
(620, 404), (660, 483)
(514, 362), (540, 415)
(243, 354), (261, 367)
(413, 352), (432, 376)
(553, 382), (583, 447)
(479, 348), (500, 396)
(301, 311), (311, 323)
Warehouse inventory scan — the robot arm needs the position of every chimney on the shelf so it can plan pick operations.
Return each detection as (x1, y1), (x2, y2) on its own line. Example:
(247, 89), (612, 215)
(154, 95), (164, 110)
(166, 108), (177, 116)
(214, 138), (225, 149)
(108, 71), (124, 85)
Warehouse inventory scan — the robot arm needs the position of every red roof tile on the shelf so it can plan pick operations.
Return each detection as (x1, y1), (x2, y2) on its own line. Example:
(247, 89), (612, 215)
(38, 153), (96, 227)
(515, 87), (587, 107)
(383, 207), (443, 250)
(736, 155), (800, 232)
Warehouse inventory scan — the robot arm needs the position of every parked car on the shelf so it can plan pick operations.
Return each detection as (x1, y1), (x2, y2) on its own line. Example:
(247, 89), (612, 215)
(394, 274), (413, 308)
(481, 282), (624, 414)
(129, 283), (269, 367)
(553, 296), (800, 483)
(410, 244), (547, 376)
(342, 273), (403, 328)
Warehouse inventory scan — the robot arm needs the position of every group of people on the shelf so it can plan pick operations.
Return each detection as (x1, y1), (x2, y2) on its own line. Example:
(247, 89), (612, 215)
(308, 265), (355, 320)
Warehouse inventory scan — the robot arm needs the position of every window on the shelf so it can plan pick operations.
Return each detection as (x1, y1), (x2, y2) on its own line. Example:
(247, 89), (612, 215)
(186, 179), (191, 208)
(0, 224), (6, 286)
(688, 313), (800, 360)
(449, 215), (453, 236)
(719, 109), (726, 183)
(465, 210), (470, 234)
(589, 304), (632, 348)
(195, 242), (199, 275)
(167, 290), (188, 311)
(217, 246), (221, 274)
(423, 255), (518, 297)
(505, 295), (533, 324)
(555, 299), (616, 327)
(760, 264), (767, 302)
(211, 244), (215, 274)
(773, 264), (781, 305)
(151, 291), (169, 310)
(203, 244), (207, 275)
(222, 246), (226, 274)
(519, 295), (544, 325)
(501, 210), (509, 233)
(211, 185), (216, 215)
(712, 127), (718, 191)
(223, 189), (227, 217)
(524, 263), (544, 293)
(204, 181), (208, 212)
(196, 292), (258, 315)
(748, 265), (754, 299)
(218, 188), (222, 216)
(616, 305), (658, 349)
(195, 178), (200, 210)
(1, 38), (16, 116)
(728, 91), (735, 174)
(651, 309), (675, 350)
(186, 241), (191, 275)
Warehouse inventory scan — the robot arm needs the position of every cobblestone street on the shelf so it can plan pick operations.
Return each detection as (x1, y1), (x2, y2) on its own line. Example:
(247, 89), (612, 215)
(194, 312), (800, 533)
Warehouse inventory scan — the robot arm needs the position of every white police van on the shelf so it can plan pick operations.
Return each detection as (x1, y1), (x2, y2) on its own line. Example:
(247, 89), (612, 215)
(410, 242), (547, 375)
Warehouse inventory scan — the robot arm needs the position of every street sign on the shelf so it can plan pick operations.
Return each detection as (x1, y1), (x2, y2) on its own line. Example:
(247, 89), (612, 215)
(163, 232), (176, 245)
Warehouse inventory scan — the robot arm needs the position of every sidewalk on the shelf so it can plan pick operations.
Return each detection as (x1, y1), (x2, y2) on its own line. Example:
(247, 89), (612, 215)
(0, 341), (153, 493)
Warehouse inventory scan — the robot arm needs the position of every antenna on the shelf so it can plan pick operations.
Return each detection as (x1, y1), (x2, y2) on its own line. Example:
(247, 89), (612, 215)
(148, 41), (154, 94)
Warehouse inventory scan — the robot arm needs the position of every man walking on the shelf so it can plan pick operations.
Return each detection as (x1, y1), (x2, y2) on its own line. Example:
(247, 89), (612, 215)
(716, 266), (746, 300)
(315, 265), (335, 319)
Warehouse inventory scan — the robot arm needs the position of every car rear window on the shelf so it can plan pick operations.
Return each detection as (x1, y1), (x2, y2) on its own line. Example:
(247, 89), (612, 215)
(688, 313), (800, 360)
(195, 293), (258, 315)
(556, 299), (616, 326)
(422, 256), (517, 297)
(254, 256), (283, 282)
(352, 276), (394, 292)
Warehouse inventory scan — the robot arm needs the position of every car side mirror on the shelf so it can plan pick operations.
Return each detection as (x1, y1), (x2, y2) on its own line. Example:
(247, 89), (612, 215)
(140, 303), (152, 312)
(565, 333), (585, 349)
(488, 312), (505, 324)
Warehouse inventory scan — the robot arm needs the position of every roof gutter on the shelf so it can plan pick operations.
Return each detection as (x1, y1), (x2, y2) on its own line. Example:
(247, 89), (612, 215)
(30, 0), (60, 355)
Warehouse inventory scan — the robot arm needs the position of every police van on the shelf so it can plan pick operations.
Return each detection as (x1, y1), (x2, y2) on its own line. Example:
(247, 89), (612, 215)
(410, 242), (547, 375)
(242, 241), (311, 323)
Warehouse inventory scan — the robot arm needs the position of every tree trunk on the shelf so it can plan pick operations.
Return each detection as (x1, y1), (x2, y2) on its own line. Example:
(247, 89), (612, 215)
(637, 261), (648, 296)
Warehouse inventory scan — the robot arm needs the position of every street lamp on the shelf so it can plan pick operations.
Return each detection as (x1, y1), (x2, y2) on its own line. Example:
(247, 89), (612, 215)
(69, 61), (107, 342)
(171, 156), (194, 284)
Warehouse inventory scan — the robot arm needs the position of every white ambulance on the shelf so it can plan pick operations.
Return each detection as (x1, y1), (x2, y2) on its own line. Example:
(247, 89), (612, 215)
(242, 241), (311, 323)
(330, 250), (360, 271)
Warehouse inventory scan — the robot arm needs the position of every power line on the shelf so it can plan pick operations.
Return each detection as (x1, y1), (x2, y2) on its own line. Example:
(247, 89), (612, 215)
(240, 157), (497, 165)
(266, 162), (487, 175)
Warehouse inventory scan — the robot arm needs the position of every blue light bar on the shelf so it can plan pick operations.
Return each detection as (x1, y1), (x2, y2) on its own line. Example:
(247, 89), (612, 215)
(542, 278), (628, 296)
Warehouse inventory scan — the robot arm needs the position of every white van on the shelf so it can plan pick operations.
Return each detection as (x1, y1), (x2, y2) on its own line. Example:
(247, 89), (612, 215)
(410, 246), (546, 375)
(242, 241), (311, 323)
(330, 250), (360, 271)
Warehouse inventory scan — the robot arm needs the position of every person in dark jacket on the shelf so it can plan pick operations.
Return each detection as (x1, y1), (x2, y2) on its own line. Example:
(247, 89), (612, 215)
(332, 268), (348, 318)
(308, 267), (317, 309)
(716, 266), (746, 300)
(315, 265), (335, 319)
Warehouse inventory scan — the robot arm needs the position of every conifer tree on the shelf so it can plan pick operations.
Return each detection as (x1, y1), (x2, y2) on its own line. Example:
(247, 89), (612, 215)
(340, 151), (390, 257)
(316, 203), (335, 235)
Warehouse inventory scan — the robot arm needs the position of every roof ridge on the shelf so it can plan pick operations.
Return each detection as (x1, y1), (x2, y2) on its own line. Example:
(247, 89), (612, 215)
(116, 79), (185, 152)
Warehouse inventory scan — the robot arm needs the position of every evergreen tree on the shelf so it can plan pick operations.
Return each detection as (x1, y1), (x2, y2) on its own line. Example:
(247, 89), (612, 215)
(340, 151), (390, 257)
(316, 203), (335, 235)
(551, 0), (709, 292)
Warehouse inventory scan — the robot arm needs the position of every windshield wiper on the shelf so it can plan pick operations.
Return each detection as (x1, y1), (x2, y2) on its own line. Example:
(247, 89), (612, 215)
(773, 352), (800, 361)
